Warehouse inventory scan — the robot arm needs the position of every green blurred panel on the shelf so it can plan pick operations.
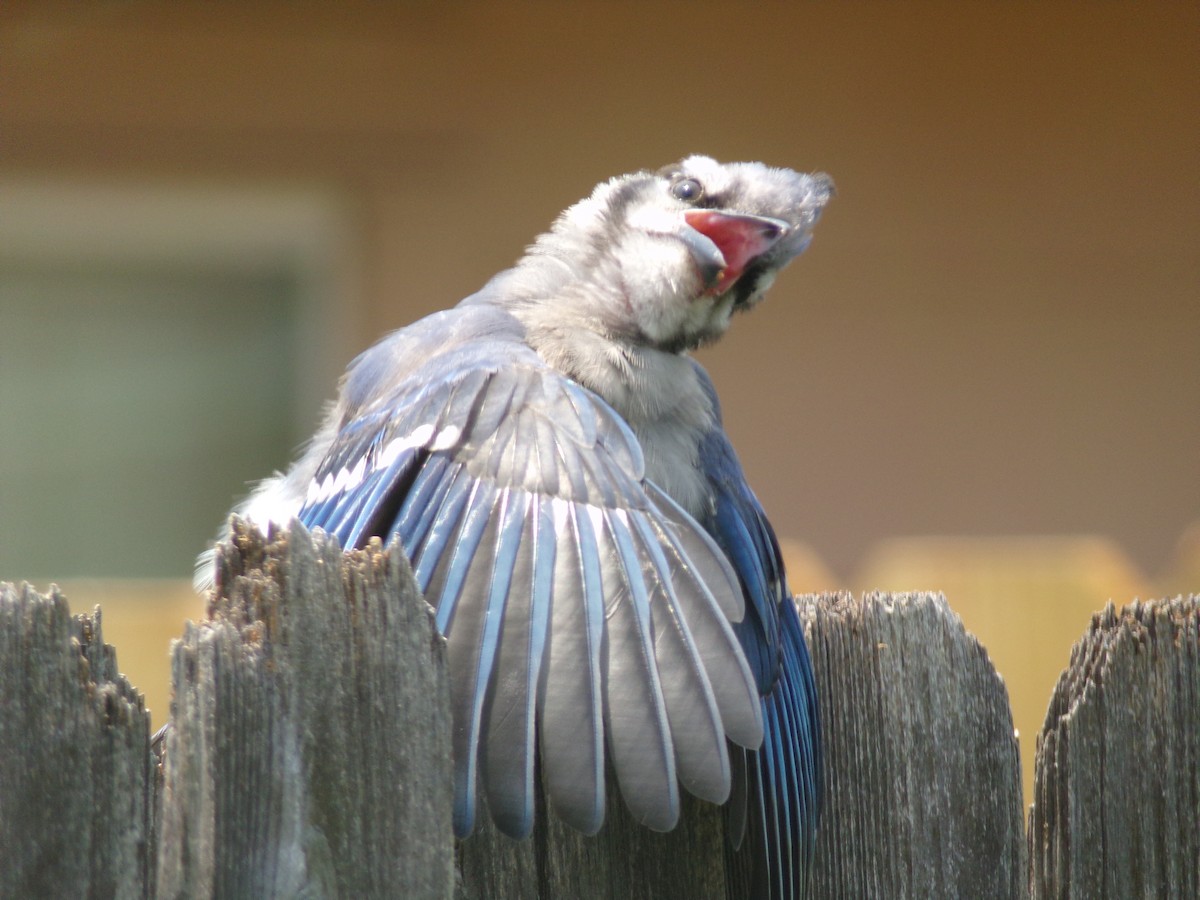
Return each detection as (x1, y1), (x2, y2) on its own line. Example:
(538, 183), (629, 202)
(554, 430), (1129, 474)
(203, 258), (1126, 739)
(0, 264), (301, 580)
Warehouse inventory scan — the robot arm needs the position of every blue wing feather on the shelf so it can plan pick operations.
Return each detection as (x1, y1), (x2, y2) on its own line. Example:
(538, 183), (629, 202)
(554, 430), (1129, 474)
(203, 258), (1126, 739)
(291, 308), (774, 858)
(601, 507), (679, 830)
(482, 496), (557, 837)
(629, 507), (762, 751)
(389, 452), (453, 550)
(625, 510), (732, 806)
(754, 601), (820, 898)
(693, 364), (820, 899)
(444, 506), (499, 836)
(715, 492), (780, 691)
(539, 501), (607, 833)
(528, 498), (556, 688)
(458, 490), (527, 834)
(476, 491), (529, 710)
(432, 480), (496, 636)
(409, 463), (474, 593)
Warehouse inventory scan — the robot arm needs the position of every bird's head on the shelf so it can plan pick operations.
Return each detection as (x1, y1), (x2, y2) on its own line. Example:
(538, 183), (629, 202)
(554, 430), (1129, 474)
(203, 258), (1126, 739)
(526, 155), (834, 353)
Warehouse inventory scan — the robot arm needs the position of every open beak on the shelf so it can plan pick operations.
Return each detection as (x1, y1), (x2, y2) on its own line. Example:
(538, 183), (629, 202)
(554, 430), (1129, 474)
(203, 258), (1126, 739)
(682, 210), (790, 295)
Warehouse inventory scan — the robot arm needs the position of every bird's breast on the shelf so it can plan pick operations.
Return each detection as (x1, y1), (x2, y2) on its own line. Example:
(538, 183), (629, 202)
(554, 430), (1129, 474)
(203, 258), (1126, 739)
(595, 347), (715, 520)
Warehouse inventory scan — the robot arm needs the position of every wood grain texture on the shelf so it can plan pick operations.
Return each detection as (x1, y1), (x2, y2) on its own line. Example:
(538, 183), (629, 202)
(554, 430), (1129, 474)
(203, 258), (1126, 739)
(28, 533), (1189, 898)
(0, 582), (153, 899)
(1029, 595), (1200, 900)
(801, 591), (1026, 899)
(155, 519), (454, 899)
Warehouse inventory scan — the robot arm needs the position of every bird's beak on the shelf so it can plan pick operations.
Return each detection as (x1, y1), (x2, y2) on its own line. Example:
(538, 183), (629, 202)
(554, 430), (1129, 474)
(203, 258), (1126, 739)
(682, 210), (790, 295)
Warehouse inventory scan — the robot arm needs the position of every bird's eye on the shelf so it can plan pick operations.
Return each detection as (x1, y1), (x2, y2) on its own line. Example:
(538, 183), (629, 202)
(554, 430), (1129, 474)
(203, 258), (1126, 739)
(670, 177), (704, 203)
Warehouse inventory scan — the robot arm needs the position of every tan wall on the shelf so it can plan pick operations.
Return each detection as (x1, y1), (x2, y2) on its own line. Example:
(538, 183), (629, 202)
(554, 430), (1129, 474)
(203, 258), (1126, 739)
(8, 2), (1194, 579)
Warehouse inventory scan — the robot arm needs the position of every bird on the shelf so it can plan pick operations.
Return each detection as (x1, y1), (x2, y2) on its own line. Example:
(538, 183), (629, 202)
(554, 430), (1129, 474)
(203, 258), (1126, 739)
(198, 155), (833, 898)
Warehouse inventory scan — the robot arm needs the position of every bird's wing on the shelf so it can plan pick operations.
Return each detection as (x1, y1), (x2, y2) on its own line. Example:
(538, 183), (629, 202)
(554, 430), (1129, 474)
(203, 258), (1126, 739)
(693, 369), (821, 900)
(297, 327), (762, 840)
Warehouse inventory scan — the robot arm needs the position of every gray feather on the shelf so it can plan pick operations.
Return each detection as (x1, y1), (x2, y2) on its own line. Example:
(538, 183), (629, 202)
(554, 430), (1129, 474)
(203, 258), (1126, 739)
(538, 502), (606, 834)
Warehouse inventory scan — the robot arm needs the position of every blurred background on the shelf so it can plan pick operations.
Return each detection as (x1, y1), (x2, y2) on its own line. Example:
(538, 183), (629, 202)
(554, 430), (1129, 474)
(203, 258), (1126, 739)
(2, 2), (1197, 807)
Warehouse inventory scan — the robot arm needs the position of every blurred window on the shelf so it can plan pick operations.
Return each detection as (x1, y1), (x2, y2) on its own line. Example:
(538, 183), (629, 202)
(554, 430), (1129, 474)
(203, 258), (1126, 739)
(0, 182), (352, 582)
(1, 263), (297, 578)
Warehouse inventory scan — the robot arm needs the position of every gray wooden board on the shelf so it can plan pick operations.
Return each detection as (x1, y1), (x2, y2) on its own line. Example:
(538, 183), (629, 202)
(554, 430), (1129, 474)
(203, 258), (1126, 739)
(0, 582), (153, 899)
(1029, 595), (1200, 900)
(155, 520), (454, 899)
(801, 591), (1027, 899)
(1, 532), (1065, 899)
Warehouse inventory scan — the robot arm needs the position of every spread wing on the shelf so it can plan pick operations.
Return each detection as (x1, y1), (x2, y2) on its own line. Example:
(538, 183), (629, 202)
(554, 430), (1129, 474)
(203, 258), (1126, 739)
(297, 332), (763, 840)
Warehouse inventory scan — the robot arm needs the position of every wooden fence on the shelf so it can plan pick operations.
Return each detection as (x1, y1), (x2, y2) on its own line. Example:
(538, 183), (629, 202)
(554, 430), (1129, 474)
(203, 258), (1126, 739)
(1, 520), (1196, 898)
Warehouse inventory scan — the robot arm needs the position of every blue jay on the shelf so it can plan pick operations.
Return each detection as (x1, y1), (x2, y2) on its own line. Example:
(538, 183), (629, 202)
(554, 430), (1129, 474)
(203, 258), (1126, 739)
(200, 156), (832, 898)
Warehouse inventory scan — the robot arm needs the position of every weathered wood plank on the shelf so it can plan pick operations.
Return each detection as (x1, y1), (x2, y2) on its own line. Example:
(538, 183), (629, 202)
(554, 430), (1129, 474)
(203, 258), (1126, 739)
(1029, 595), (1200, 899)
(802, 591), (1026, 899)
(155, 520), (454, 899)
(0, 582), (153, 899)
(0, 539), (1044, 899)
